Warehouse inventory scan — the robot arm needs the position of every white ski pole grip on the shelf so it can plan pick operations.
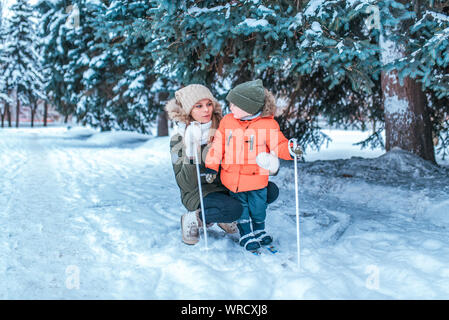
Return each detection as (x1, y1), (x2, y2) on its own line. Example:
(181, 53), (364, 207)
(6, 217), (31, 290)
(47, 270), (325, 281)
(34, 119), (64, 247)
(289, 138), (301, 269)
(192, 122), (208, 250)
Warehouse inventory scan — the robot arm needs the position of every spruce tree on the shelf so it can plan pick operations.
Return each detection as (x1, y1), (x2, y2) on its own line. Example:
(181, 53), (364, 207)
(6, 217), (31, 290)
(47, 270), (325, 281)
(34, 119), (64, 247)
(0, 1), (13, 127)
(148, 0), (382, 150)
(36, 0), (170, 133)
(35, 0), (74, 123)
(99, 0), (163, 134)
(32, 0), (449, 159)
(3, 0), (41, 128)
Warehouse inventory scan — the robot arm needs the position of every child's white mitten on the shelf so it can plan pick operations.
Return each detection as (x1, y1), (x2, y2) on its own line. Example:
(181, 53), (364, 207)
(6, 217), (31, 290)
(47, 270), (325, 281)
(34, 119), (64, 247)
(256, 151), (280, 176)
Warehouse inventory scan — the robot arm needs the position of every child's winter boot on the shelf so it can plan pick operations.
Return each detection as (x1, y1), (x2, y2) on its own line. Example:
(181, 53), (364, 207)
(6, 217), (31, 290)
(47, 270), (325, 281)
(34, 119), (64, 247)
(252, 221), (273, 245)
(239, 233), (261, 251)
(238, 221), (261, 251)
(254, 230), (273, 245)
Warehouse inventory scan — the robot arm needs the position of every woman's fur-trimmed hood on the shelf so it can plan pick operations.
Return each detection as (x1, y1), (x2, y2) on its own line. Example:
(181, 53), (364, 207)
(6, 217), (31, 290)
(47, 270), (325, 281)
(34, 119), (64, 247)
(165, 97), (223, 124)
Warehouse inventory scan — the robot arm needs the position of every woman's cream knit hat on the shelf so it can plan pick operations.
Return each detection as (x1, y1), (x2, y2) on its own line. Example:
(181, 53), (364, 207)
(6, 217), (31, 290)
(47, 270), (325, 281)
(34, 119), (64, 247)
(175, 84), (215, 116)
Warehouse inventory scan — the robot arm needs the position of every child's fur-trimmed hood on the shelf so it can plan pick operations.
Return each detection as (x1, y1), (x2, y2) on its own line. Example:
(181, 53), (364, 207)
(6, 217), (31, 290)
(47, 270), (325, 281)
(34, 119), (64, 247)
(260, 89), (277, 118)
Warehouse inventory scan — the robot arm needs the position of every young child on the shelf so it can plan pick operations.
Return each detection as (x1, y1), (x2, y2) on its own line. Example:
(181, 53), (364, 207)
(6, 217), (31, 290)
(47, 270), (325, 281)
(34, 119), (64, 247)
(205, 79), (302, 251)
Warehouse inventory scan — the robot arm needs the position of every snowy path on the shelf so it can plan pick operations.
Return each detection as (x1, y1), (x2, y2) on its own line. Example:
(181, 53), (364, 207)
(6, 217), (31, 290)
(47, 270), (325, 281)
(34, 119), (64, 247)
(0, 129), (180, 298)
(1, 127), (449, 299)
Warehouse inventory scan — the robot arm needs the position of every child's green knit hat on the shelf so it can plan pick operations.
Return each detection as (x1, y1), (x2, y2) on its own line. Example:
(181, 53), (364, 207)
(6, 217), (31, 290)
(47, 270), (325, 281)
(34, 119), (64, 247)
(226, 79), (265, 115)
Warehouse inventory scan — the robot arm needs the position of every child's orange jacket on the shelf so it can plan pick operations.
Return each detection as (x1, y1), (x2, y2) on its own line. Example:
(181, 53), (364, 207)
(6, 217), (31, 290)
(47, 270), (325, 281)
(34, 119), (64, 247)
(205, 92), (292, 193)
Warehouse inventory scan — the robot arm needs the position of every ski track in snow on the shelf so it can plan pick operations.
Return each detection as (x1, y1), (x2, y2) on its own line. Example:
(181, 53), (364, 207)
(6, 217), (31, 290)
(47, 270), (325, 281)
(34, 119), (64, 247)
(1, 127), (449, 299)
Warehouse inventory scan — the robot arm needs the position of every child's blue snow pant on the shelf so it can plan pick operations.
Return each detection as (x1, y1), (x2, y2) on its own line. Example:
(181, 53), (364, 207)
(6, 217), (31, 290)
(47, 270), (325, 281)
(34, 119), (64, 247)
(229, 186), (268, 237)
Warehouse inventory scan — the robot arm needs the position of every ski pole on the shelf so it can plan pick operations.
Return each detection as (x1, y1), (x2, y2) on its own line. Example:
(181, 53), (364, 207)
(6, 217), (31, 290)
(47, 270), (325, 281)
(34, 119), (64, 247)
(288, 138), (300, 269)
(192, 122), (208, 250)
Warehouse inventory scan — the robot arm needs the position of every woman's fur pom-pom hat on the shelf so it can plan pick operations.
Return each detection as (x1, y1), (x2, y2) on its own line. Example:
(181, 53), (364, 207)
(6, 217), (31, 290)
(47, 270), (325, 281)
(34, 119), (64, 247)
(165, 84), (220, 123)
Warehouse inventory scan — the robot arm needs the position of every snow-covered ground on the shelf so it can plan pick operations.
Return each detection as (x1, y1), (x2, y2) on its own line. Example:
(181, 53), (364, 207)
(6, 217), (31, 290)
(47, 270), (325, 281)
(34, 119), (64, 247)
(1, 126), (449, 299)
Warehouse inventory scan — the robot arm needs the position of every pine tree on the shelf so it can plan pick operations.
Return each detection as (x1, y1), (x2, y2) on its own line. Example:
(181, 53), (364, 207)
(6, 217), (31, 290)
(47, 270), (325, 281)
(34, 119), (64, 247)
(70, 0), (116, 131)
(149, 0), (382, 150)
(370, 0), (434, 162)
(32, 0), (449, 159)
(24, 8), (46, 128)
(98, 0), (162, 134)
(0, 0), (13, 127)
(398, 1), (449, 158)
(36, 0), (170, 133)
(3, 0), (41, 128)
(35, 0), (81, 124)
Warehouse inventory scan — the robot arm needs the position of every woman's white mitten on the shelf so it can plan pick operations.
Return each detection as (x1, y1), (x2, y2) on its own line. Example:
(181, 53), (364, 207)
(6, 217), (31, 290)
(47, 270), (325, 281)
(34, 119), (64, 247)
(184, 122), (202, 158)
(256, 151), (280, 176)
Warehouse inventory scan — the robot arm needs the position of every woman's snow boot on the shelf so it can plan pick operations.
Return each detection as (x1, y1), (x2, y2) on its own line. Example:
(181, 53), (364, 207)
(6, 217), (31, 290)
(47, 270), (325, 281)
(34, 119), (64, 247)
(217, 221), (238, 234)
(181, 211), (200, 245)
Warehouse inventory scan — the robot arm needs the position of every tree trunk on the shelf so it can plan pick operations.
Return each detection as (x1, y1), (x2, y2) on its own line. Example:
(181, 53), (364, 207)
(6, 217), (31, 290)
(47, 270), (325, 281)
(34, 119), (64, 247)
(6, 103), (11, 127)
(413, 0), (422, 20)
(380, 33), (435, 163)
(16, 98), (20, 128)
(44, 101), (48, 127)
(157, 110), (169, 137)
(31, 102), (35, 128)
(1, 104), (4, 128)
